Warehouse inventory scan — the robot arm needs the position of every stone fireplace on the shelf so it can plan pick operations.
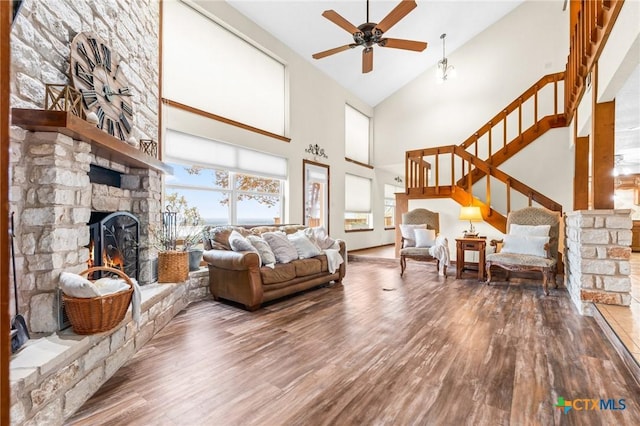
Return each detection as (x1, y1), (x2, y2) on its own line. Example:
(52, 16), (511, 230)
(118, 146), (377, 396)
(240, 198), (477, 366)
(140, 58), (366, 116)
(9, 111), (167, 334)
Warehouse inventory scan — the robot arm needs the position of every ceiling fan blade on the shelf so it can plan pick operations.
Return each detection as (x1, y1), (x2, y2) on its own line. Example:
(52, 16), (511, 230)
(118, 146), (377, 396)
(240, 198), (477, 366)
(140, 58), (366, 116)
(321, 9), (361, 35)
(312, 44), (357, 60)
(379, 38), (427, 52)
(362, 48), (373, 73)
(373, 0), (417, 35)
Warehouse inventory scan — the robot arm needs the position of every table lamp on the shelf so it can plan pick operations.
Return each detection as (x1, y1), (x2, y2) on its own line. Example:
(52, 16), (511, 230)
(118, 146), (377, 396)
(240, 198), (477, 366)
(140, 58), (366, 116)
(459, 206), (483, 237)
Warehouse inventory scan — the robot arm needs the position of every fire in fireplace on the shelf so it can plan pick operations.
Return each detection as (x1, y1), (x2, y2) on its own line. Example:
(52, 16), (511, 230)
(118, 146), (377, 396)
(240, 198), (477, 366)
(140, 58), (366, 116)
(88, 212), (140, 281)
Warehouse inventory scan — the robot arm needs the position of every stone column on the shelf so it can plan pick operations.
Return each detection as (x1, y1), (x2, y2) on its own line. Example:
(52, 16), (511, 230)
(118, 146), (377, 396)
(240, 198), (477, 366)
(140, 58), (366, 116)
(22, 132), (92, 333)
(565, 209), (632, 315)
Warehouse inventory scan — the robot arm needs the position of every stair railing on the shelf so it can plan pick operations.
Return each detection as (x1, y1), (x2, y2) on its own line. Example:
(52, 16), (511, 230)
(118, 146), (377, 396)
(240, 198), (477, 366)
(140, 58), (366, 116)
(460, 72), (565, 163)
(565, 0), (625, 123)
(405, 145), (562, 220)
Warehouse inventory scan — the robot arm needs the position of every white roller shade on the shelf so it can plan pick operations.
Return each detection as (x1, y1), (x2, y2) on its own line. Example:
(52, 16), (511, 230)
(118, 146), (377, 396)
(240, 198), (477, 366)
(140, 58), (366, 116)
(345, 104), (370, 164)
(165, 129), (287, 179)
(345, 174), (371, 213)
(163, 1), (286, 136)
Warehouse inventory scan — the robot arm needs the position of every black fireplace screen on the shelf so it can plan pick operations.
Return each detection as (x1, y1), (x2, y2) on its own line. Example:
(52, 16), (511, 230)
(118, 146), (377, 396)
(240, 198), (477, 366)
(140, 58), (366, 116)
(88, 211), (139, 281)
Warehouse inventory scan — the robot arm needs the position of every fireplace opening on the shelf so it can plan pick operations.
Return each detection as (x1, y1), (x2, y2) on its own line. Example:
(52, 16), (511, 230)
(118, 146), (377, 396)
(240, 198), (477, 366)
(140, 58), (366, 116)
(88, 211), (140, 281)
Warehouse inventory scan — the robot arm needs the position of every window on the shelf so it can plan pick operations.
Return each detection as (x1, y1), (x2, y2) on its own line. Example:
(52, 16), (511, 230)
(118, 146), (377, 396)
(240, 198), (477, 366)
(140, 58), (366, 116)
(344, 174), (372, 230)
(163, 1), (287, 136)
(345, 104), (370, 165)
(164, 130), (286, 226)
(384, 184), (403, 228)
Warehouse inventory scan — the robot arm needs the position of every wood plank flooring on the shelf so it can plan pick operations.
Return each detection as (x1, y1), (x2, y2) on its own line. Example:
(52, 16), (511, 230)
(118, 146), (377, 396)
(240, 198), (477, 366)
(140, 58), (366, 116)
(68, 261), (640, 425)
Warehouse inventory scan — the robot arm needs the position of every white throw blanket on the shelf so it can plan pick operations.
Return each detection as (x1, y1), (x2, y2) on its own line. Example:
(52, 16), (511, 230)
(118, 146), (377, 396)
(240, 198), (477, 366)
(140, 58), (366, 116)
(428, 236), (451, 275)
(323, 248), (344, 274)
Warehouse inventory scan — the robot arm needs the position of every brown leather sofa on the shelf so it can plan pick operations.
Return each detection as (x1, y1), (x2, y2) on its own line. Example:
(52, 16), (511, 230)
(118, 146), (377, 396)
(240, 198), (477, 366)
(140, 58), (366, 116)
(202, 225), (346, 310)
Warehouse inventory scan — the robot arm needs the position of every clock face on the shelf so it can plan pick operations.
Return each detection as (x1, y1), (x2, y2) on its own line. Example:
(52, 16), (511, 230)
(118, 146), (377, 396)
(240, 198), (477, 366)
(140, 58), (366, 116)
(70, 32), (134, 141)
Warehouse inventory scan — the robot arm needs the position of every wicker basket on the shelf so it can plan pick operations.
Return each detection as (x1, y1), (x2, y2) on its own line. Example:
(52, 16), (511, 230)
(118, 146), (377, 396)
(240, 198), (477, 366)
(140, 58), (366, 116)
(157, 250), (189, 283)
(62, 267), (134, 335)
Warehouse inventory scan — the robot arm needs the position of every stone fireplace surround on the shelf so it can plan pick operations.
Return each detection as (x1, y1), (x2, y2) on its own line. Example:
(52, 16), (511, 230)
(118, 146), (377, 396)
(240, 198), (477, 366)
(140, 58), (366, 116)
(9, 122), (211, 424)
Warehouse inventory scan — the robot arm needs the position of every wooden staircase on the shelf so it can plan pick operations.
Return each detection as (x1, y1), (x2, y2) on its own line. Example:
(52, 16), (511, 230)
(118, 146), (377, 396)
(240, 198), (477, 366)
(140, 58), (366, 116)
(398, 0), (625, 234)
(456, 72), (566, 188)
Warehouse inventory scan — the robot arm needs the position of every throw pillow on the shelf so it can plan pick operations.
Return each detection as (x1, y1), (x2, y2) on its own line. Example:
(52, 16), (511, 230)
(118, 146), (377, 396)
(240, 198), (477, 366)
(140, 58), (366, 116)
(59, 272), (102, 298)
(228, 230), (255, 252)
(501, 235), (550, 257)
(247, 235), (276, 266)
(509, 224), (551, 237)
(263, 231), (299, 264)
(414, 228), (437, 248)
(399, 224), (427, 247)
(288, 231), (322, 259)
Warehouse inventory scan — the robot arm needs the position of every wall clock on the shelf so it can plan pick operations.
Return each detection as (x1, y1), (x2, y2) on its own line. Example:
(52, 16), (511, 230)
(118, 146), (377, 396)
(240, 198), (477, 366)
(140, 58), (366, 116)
(70, 32), (134, 141)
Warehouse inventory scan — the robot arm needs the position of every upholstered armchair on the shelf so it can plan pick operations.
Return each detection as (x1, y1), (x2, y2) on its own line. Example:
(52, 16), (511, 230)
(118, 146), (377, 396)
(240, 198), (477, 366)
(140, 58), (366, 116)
(399, 208), (448, 277)
(485, 206), (561, 295)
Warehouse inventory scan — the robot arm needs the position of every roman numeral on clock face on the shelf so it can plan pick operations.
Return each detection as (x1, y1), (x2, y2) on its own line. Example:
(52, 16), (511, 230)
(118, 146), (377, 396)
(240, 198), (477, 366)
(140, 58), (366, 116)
(106, 118), (115, 136)
(75, 62), (94, 88)
(119, 113), (132, 134)
(101, 44), (112, 73)
(77, 41), (95, 70)
(116, 122), (125, 141)
(81, 89), (98, 109)
(88, 37), (102, 66)
(96, 106), (105, 129)
(118, 87), (132, 96)
(121, 101), (133, 117)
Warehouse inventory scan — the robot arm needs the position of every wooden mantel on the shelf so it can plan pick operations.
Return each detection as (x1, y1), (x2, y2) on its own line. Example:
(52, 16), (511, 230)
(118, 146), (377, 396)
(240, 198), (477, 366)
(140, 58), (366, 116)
(11, 108), (172, 174)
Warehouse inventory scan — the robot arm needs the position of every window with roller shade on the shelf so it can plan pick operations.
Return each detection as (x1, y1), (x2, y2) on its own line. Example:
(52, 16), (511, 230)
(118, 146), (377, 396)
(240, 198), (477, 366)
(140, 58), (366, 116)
(163, 1), (287, 136)
(164, 130), (286, 226)
(344, 174), (372, 230)
(345, 104), (370, 165)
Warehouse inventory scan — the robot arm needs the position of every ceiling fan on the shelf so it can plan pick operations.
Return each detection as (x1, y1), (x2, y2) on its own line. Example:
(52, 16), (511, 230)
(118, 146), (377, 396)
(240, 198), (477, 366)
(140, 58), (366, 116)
(312, 0), (427, 74)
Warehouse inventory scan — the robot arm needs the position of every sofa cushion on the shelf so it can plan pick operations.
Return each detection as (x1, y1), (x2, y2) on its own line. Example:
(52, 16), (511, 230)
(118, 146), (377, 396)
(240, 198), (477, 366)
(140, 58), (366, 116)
(292, 258), (322, 277)
(263, 231), (298, 264)
(313, 254), (329, 272)
(250, 226), (280, 235)
(247, 235), (276, 266)
(229, 230), (255, 252)
(288, 231), (322, 259)
(206, 226), (248, 250)
(279, 225), (306, 235)
(260, 263), (296, 284)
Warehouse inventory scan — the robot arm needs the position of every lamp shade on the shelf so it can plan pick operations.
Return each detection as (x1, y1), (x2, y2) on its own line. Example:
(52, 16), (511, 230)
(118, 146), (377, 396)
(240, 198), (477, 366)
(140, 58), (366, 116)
(459, 206), (483, 221)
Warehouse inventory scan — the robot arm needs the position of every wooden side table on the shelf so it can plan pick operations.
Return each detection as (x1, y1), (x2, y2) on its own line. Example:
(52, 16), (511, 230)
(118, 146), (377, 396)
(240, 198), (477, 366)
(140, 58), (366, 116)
(455, 237), (486, 281)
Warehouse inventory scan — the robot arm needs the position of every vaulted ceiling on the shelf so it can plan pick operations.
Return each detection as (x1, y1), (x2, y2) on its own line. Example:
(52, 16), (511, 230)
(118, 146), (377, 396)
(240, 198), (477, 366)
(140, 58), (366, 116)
(226, 0), (524, 106)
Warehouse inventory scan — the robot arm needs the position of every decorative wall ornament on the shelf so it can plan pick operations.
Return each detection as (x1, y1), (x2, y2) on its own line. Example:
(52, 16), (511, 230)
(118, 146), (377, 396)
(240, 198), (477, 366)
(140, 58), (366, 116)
(44, 84), (82, 117)
(305, 143), (328, 159)
(140, 139), (158, 158)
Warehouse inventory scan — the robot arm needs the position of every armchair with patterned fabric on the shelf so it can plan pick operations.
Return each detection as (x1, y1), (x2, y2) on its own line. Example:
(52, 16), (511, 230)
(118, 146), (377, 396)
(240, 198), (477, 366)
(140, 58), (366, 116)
(485, 207), (561, 295)
(399, 208), (450, 277)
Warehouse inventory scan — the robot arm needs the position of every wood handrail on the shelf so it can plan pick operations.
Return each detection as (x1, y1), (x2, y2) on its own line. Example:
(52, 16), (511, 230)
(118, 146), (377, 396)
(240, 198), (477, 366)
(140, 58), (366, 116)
(406, 145), (562, 216)
(460, 72), (565, 150)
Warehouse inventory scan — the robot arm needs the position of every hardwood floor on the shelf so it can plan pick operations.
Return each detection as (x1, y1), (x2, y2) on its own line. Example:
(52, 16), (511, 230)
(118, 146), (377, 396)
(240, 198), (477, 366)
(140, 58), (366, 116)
(68, 262), (640, 425)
